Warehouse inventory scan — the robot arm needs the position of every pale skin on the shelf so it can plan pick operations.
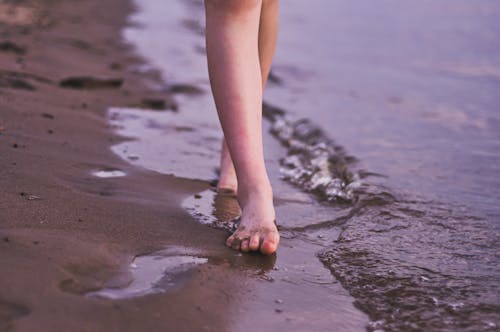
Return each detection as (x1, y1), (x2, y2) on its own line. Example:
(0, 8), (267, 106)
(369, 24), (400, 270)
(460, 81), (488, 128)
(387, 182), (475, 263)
(204, 0), (279, 255)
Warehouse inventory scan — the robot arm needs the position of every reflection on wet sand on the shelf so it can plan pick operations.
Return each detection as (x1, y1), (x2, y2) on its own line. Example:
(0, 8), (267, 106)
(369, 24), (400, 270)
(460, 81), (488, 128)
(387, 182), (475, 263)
(87, 246), (208, 299)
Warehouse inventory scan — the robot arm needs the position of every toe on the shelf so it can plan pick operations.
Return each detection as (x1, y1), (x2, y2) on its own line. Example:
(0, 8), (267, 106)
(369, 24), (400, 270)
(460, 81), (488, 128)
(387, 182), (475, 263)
(226, 235), (235, 247)
(260, 232), (279, 255)
(241, 239), (250, 252)
(249, 234), (260, 251)
(231, 238), (241, 250)
(260, 240), (277, 255)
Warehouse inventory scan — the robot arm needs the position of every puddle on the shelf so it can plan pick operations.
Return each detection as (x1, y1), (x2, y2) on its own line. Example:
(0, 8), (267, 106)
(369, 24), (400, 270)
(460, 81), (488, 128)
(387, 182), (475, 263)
(182, 189), (241, 232)
(91, 169), (127, 178)
(107, 107), (221, 181)
(87, 247), (207, 300)
(182, 189), (218, 225)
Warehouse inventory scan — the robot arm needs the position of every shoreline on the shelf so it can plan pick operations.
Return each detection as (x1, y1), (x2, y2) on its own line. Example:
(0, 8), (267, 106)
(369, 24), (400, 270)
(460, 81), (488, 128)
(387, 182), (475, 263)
(0, 0), (369, 331)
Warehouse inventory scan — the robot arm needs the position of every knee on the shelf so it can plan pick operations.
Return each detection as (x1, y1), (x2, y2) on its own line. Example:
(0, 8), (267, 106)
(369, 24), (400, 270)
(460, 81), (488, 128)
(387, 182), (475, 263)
(205, 0), (261, 13)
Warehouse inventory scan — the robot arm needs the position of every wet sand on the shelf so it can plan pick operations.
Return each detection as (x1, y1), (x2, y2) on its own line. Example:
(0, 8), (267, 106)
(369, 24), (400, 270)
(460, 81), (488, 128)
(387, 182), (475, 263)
(107, 1), (500, 331)
(0, 0), (367, 331)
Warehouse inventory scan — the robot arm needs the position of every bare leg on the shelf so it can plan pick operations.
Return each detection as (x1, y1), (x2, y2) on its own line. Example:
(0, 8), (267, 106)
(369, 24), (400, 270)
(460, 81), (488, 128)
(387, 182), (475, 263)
(259, 0), (279, 89)
(205, 0), (279, 255)
(217, 0), (279, 194)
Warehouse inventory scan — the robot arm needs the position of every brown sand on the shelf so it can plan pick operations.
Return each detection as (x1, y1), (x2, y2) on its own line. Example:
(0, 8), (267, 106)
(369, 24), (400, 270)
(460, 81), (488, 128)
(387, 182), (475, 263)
(0, 0), (368, 331)
(0, 0), (245, 330)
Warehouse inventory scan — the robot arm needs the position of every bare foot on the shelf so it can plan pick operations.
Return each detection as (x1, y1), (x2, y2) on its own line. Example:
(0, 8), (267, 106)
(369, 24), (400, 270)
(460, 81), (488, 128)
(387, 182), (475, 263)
(217, 167), (237, 194)
(217, 139), (238, 193)
(226, 188), (279, 255)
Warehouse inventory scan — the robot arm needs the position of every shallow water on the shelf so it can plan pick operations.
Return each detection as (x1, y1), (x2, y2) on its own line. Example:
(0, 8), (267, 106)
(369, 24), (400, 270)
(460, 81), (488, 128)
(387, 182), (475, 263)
(112, 0), (500, 331)
(87, 247), (208, 299)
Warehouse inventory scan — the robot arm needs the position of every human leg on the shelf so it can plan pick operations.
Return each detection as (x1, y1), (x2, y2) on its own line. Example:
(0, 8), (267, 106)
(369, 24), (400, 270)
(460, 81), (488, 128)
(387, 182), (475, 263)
(217, 0), (279, 193)
(205, 0), (279, 255)
(259, 0), (279, 88)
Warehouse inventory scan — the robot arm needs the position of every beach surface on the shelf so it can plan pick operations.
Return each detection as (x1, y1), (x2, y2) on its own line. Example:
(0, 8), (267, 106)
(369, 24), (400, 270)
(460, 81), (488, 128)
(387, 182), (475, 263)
(2, 0), (500, 331)
(0, 0), (368, 331)
(107, 1), (500, 331)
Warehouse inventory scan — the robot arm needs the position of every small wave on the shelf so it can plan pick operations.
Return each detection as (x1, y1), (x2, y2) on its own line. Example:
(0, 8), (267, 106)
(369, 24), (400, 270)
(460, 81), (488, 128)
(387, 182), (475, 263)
(263, 102), (362, 202)
(318, 196), (500, 332)
(261, 101), (500, 330)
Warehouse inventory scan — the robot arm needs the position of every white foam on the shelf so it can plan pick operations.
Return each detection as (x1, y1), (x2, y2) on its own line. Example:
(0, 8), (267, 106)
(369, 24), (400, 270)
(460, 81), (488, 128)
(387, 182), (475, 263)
(92, 169), (127, 178)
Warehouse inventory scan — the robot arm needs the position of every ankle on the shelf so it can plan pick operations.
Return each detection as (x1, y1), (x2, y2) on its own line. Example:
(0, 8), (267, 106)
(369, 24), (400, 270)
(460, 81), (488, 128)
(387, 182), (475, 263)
(236, 180), (273, 207)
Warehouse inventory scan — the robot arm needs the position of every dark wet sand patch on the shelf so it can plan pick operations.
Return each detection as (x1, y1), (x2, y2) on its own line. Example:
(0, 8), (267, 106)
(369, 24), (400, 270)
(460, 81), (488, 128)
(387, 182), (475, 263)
(139, 97), (176, 111)
(0, 298), (30, 331)
(165, 83), (204, 95)
(59, 76), (124, 89)
(0, 41), (26, 55)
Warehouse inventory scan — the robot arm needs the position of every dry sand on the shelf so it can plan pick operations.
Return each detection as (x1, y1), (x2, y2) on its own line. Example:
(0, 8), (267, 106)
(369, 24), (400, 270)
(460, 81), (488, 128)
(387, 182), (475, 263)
(0, 0), (367, 331)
